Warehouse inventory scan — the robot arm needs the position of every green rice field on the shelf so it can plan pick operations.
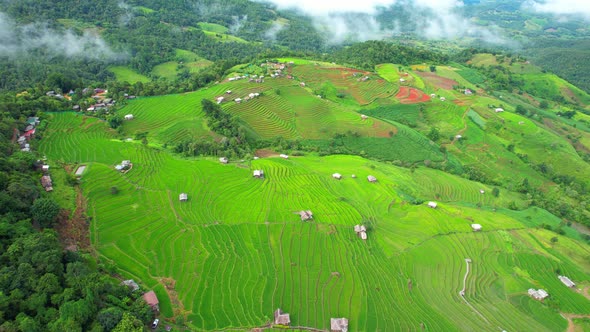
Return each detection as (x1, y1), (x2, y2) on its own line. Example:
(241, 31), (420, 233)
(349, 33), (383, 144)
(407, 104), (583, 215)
(39, 110), (590, 331)
(39, 59), (590, 331)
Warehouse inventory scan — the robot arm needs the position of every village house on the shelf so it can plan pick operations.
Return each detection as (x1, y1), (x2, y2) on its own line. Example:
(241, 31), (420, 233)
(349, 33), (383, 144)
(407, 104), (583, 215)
(455, 135), (462, 139)
(300, 82), (306, 87)
(42, 165), (50, 172)
(226, 90), (232, 94)
(367, 175), (377, 183)
(351, 174), (357, 178)
(274, 308), (291, 326)
(471, 224), (482, 231)
(558, 275), (576, 288)
(280, 154), (289, 159)
(331, 318), (349, 332)
(219, 157), (228, 164)
(253, 170), (264, 178)
(41, 175), (53, 192)
(495, 108), (504, 113)
(332, 173), (342, 180)
(440, 97), (446, 101)
(124, 114), (134, 120)
(360, 114), (368, 120)
(430, 93), (436, 98)
(464, 89), (473, 95)
(142, 291), (160, 311)
(121, 279), (140, 291)
(216, 96), (224, 104)
(234, 98), (242, 104)
(428, 201), (437, 209)
(480, 189), (485, 194)
(179, 193), (188, 202)
(528, 288), (548, 301)
(72, 105), (80, 111)
(297, 210), (313, 221)
(115, 160), (132, 172)
(399, 78), (406, 82)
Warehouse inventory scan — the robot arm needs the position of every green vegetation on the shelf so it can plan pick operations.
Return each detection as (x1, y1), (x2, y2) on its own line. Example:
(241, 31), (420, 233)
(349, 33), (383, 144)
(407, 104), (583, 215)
(108, 66), (151, 84)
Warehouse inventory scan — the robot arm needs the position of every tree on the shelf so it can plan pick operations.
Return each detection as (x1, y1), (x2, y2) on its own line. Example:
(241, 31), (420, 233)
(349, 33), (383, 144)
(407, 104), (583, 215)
(429, 65), (436, 72)
(427, 127), (440, 142)
(97, 307), (124, 331)
(492, 187), (500, 197)
(110, 186), (119, 195)
(112, 312), (143, 332)
(31, 198), (60, 228)
(550, 236), (558, 244)
(515, 105), (527, 115)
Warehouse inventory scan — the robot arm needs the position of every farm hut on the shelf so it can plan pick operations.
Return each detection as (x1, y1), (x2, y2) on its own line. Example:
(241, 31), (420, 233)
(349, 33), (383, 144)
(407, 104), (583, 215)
(367, 175), (377, 183)
(455, 135), (462, 139)
(280, 154), (289, 159)
(351, 174), (357, 178)
(480, 189), (485, 194)
(300, 82), (306, 87)
(360, 114), (368, 120)
(219, 157), (228, 164)
(216, 96), (224, 104)
(399, 78), (406, 82)
(471, 224), (482, 231)
(430, 93), (436, 98)
(179, 193), (188, 202)
(234, 98), (242, 103)
(121, 279), (140, 291)
(73, 105), (80, 111)
(354, 225), (367, 233)
(360, 231), (367, 240)
(440, 97), (446, 101)
(124, 114), (134, 120)
(226, 90), (232, 94)
(528, 288), (548, 300)
(464, 89), (473, 95)
(558, 276), (576, 288)
(274, 308), (291, 325)
(142, 291), (160, 311)
(297, 210), (313, 221)
(495, 108), (504, 113)
(122, 160), (131, 167)
(253, 170), (264, 178)
(42, 165), (50, 172)
(330, 318), (349, 332)
(332, 173), (342, 180)
(428, 201), (437, 209)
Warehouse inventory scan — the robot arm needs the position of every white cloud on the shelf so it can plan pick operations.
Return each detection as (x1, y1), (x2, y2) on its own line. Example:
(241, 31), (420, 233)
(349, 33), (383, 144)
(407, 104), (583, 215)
(0, 12), (123, 60)
(523, 0), (590, 20)
(258, 0), (509, 45)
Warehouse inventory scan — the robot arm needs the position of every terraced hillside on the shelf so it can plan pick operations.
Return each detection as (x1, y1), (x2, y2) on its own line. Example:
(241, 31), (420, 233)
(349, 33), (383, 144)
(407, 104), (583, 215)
(40, 110), (590, 331)
(39, 57), (590, 331)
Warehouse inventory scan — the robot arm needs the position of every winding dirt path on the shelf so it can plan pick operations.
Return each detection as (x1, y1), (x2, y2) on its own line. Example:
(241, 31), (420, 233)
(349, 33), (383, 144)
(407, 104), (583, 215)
(459, 258), (490, 324)
(563, 313), (590, 332)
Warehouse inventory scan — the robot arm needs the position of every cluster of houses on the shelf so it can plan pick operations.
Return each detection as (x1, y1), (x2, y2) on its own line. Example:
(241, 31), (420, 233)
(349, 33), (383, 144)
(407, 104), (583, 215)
(273, 308), (348, 331)
(17, 117), (40, 152)
(115, 160), (132, 172)
(71, 88), (124, 112)
(261, 61), (290, 78)
(46, 90), (67, 99)
(528, 275), (576, 301)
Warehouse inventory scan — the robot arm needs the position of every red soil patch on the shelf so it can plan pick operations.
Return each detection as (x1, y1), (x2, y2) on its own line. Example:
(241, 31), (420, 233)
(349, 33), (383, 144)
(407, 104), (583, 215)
(395, 87), (430, 104)
(55, 187), (91, 252)
(416, 71), (458, 90)
(453, 99), (467, 106)
(255, 149), (278, 158)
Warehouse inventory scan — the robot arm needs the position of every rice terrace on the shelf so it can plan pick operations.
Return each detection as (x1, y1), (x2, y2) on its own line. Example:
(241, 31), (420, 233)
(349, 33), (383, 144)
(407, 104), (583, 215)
(38, 57), (590, 332)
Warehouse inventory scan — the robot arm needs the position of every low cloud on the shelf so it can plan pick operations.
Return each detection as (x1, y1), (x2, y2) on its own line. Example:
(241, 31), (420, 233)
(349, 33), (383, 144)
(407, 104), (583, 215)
(258, 0), (510, 45)
(523, 0), (590, 20)
(0, 12), (123, 60)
